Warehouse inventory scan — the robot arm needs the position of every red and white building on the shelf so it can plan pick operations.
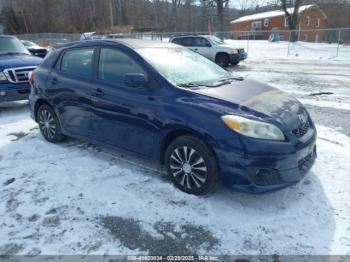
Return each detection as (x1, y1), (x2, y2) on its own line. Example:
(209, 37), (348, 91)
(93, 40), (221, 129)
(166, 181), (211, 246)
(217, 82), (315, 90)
(230, 5), (327, 42)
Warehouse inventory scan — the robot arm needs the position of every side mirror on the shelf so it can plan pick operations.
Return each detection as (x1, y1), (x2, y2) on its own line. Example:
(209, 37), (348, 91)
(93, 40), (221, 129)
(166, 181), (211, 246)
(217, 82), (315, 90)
(205, 43), (212, 47)
(124, 73), (148, 88)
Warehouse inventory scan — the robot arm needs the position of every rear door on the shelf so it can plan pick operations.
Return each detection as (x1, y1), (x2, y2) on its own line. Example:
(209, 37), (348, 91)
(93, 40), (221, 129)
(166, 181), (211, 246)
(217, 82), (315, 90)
(89, 47), (161, 157)
(47, 47), (96, 137)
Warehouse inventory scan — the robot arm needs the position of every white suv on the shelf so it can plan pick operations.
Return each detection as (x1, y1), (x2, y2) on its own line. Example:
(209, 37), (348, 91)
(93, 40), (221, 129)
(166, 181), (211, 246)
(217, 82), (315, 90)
(170, 35), (247, 67)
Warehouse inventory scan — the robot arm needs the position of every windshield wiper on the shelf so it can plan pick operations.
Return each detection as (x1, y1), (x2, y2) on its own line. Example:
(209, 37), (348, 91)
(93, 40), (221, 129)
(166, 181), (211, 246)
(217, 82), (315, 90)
(219, 76), (244, 82)
(177, 76), (244, 89)
(177, 82), (203, 89)
(202, 76), (244, 88)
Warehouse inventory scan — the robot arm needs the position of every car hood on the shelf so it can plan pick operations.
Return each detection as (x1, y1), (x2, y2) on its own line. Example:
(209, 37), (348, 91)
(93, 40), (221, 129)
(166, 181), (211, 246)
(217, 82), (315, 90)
(0, 55), (42, 71)
(194, 79), (305, 129)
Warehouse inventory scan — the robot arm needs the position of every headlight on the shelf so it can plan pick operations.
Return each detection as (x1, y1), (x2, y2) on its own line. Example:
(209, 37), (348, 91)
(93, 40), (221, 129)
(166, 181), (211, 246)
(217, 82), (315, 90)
(230, 49), (238, 54)
(0, 72), (8, 81)
(221, 115), (285, 141)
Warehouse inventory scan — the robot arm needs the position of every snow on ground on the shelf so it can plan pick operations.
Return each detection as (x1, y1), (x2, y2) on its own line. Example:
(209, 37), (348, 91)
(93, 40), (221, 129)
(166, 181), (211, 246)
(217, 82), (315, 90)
(225, 40), (350, 114)
(1, 41), (350, 256)
(225, 39), (350, 62)
(1, 103), (350, 256)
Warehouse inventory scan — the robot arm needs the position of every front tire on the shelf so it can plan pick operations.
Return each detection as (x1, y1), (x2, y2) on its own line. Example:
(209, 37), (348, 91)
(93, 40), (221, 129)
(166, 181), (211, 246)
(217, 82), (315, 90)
(215, 53), (229, 67)
(165, 136), (219, 195)
(37, 104), (64, 143)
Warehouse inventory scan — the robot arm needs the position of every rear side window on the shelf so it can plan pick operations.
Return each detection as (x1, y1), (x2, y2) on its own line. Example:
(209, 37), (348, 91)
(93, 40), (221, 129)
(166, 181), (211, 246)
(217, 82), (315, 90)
(40, 49), (59, 69)
(98, 48), (146, 86)
(181, 37), (194, 46)
(172, 38), (183, 45)
(60, 48), (94, 77)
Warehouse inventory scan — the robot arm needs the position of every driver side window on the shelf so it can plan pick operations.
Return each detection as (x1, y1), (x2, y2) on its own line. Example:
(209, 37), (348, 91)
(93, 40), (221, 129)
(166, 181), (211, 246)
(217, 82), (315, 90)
(98, 48), (147, 87)
(193, 37), (211, 47)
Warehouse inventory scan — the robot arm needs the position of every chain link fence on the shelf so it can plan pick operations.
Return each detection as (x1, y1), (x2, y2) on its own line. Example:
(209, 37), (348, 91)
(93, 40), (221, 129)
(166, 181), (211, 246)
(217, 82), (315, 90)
(16, 28), (350, 60)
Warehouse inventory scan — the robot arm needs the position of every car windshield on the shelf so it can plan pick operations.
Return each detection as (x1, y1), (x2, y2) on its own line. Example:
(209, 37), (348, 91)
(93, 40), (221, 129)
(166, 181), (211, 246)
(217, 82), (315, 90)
(207, 36), (224, 45)
(137, 47), (240, 87)
(0, 37), (31, 55)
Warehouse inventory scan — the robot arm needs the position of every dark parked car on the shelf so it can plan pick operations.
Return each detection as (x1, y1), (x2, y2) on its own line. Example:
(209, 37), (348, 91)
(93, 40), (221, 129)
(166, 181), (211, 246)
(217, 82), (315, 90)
(0, 35), (42, 102)
(21, 40), (48, 58)
(29, 39), (316, 195)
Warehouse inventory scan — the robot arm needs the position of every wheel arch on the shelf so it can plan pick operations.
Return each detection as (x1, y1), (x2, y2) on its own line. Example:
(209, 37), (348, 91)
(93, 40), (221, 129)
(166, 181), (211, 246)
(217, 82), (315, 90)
(159, 128), (219, 166)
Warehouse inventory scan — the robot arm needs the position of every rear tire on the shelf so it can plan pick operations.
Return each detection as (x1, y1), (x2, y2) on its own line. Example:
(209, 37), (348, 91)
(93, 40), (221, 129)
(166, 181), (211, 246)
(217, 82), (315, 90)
(37, 104), (65, 143)
(215, 53), (229, 67)
(165, 135), (219, 195)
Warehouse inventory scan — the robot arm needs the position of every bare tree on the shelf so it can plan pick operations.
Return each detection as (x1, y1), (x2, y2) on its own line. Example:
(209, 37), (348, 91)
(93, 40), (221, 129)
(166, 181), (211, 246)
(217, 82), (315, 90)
(238, 0), (259, 16)
(280, 0), (303, 30)
(201, 0), (230, 32)
(0, 0), (201, 34)
(170, 0), (184, 31)
(278, 0), (304, 41)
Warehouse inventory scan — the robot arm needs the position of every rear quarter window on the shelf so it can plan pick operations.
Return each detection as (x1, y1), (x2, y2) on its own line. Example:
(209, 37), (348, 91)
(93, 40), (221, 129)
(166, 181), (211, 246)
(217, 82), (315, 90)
(40, 49), (59, 69)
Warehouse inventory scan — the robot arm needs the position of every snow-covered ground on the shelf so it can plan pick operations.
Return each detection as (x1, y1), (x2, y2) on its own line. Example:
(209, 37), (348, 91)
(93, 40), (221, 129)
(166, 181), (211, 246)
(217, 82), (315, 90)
(1, 41), (350, 256)
(226, 39), (350, 62)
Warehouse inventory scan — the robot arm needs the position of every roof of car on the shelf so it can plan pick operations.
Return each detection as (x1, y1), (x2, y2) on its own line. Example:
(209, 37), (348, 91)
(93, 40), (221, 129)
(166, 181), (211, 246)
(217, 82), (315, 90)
(55, 38), (178, 50)
(172, 35), (211, 38)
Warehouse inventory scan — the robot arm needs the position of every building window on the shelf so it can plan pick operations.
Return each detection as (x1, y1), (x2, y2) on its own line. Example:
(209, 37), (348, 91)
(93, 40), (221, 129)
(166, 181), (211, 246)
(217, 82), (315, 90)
(264, 18), (269, 28)
(316, 18), (320, 28)
(284, 17), (289, 28)
(251, 21), (262, 31)
(306, 16), (310, 26)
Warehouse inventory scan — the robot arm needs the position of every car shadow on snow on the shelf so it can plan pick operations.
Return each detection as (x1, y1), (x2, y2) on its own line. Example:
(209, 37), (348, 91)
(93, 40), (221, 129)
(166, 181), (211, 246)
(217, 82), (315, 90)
(74, 138), (335, 254)
(208, 172), (335, 254)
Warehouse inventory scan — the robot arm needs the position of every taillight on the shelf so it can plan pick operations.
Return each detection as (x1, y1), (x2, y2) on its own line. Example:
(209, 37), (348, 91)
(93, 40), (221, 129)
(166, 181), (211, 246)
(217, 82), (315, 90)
(28, 71), (34, 84)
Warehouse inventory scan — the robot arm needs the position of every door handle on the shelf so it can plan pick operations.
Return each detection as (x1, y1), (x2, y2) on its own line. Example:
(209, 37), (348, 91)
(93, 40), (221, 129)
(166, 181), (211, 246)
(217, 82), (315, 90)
(51, 77), (59, 85)
(93, 88), (104, 97)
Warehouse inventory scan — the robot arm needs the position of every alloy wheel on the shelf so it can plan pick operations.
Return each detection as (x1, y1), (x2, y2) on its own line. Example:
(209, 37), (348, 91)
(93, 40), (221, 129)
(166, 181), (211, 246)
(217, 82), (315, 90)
(38, 109), (56, 139)
(169, 146), (208, 190)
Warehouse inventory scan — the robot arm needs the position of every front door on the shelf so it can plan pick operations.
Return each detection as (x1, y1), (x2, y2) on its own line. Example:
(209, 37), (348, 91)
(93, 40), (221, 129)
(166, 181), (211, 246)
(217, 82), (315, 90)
(89, 47), (161, 157)
(189, 37), (212, 60)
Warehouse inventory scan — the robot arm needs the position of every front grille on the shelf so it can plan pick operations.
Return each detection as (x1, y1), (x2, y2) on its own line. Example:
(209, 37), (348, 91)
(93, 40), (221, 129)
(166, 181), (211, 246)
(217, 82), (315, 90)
(249, 169), (283, 186)
(292, 120), (310, 138)
(298, 147), (316, 172)
(4, 66), (37, 83)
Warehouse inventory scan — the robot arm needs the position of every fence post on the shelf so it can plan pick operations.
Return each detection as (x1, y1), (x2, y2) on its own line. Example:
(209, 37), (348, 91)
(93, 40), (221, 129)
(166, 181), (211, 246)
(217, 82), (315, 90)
(336, 29), (342, 57)
(246, 31), (250, 54)
(287, 31), (291, 56)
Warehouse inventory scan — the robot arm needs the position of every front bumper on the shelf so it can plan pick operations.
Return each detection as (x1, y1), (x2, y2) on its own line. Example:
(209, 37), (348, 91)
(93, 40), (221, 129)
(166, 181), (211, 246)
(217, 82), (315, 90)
(229, 52), (248, 63)
(214, 129), (317, 193)
(0, 82), (31, 102)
